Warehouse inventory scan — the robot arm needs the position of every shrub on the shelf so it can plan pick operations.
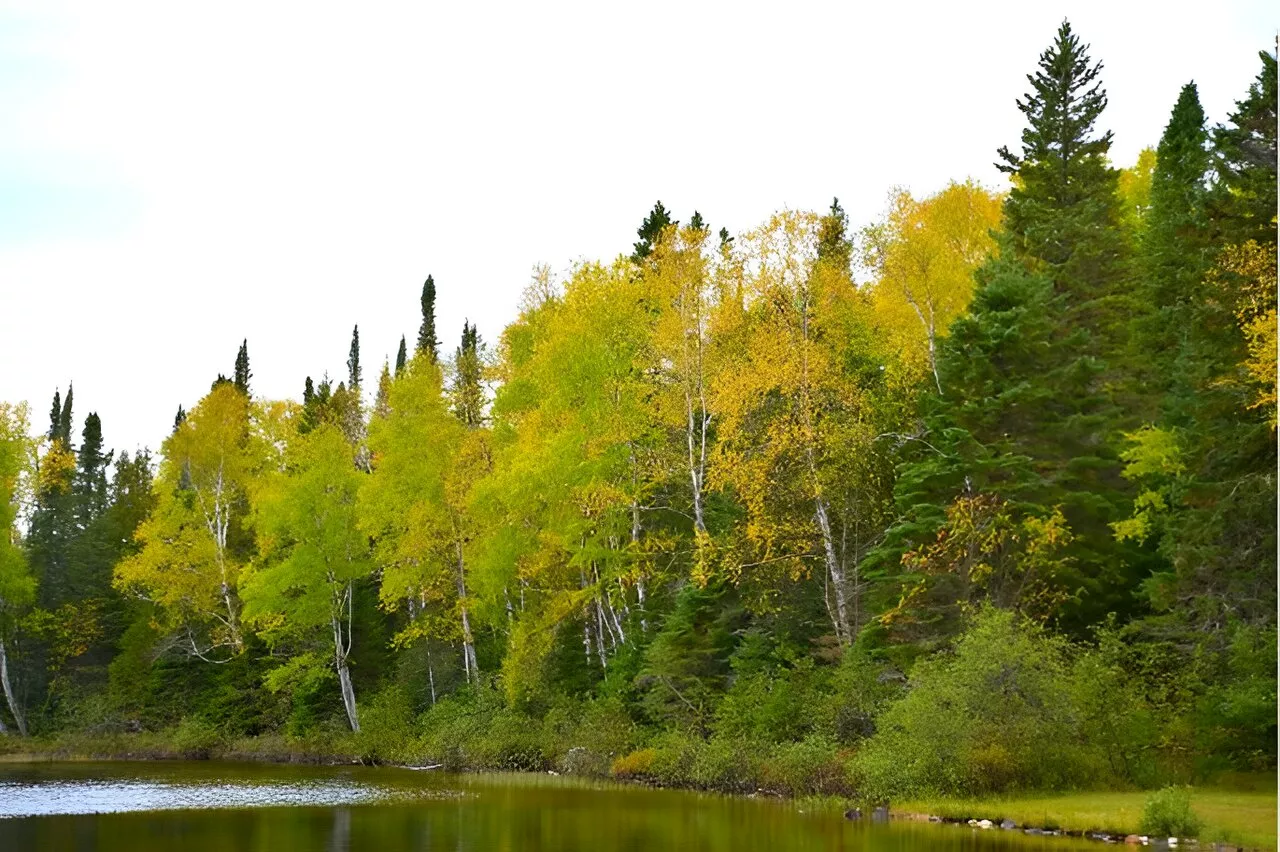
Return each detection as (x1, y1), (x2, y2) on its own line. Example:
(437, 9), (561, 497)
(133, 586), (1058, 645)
(356, 686), (416, 763)
(1140, 786), (1202, 837)
(611, 747), (657, 779)
(851, 606), (1107, 800)
(762, 736), (850, 795)
(171, 717), (222, 758)
(689, 736), (757, 792)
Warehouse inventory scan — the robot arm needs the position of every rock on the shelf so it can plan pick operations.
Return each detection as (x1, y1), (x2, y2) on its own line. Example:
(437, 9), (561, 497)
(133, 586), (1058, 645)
(1124, 836), (1141, 845)
(871, 807), (889, 823)
(1000, 819), (1017, 830)
(844, 808), (862, 821)
(1025, 828), (1044, 835)
(976, 819), (994, 829)
(928, 815), (942, 823)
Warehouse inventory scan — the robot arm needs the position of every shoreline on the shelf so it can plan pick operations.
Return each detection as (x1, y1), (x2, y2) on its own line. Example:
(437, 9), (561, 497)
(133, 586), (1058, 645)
(1, 741), (1273, 851)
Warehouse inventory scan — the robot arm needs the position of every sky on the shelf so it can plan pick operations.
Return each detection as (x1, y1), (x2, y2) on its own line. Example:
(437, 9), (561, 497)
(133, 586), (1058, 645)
(0, 1), (1275, 458)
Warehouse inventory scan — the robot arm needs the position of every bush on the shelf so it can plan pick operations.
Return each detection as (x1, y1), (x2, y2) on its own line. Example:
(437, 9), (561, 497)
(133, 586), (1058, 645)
(356, 686), (416, 763)
(171, 717), (223, 758)
(851, 606), (1107, 800)
(762, 736), (850, 795)
(1140, 786), (1202, 837)
(611, 747), (657, 779)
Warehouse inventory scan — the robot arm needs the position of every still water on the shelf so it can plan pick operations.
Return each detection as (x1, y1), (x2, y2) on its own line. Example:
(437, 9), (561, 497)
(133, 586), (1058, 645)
(0, 761), (1100, 851)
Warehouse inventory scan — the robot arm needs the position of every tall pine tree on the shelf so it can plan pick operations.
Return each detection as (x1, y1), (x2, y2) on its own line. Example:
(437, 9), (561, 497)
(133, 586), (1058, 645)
(417, 276), (440, 361)
(234, 340), (251, 396)
(632, 201), (676, 263)
(1132, 82), (1212, 422)
(451, 321), (485, 428)
(875, 21), (1141, 637)
(347, 325), (362, 394)
(395, 335), (407, 377)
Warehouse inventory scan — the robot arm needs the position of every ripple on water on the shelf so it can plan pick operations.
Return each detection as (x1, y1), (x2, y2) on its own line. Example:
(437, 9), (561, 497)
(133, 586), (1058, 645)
(0, 778), (464, 818)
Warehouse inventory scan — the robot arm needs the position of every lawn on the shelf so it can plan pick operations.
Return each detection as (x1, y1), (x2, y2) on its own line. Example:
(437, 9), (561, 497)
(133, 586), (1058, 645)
(896, 779), (1277, 850)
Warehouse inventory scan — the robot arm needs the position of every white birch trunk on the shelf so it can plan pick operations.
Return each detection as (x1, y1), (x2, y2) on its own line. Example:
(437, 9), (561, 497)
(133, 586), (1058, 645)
(814, 496), (851, 644)
(0, 637), (26, 736)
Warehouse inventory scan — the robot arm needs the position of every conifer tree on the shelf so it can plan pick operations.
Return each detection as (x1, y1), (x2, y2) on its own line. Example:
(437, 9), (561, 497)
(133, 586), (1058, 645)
(1133, 82), (1212, 419)
(395, 335), (407, 377)
(632, 200), (676, 263)
(417, 276), (440, 361)
(374, 362), (393, 419)
(451, 321), (485, 428)
(173, 405), (186, 433)
(58, 384), (73, 446)
(996, 20), (1129, 328)
(47, 390), (62, 442)
(1210, 50), (1277, 245)
(73, 413), (112, 529)
(347, 325), (362, 394)
(877, 22), (1141, 634)
(718, 227), (733, 252)
(817, 197), (853, 273)
(234, 340), (251, 396)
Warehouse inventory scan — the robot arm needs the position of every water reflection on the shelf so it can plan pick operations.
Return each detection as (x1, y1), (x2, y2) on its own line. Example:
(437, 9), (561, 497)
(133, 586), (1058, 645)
(0, 762), (1101, 852)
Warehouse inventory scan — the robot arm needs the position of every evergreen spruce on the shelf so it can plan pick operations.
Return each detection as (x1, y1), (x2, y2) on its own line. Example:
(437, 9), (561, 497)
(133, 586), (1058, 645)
(73, 413), (112, 529)
(417, 276), (440, 361)
(347, 325), (362, 394)
(234, 339), (251, 396)
(48, 389), (62, 442)
(58, 384), (74, 445)
(173, 405), (186, 433)
(996, 20), (1129, 328)
(395, 335), (407, 376)
(452, 321), (485, 428)
(632, 200), (677, 263)
(1133, 82), (1212, 420)
(877, 22), (1141, 633)
(1210, 50), (1277, 245)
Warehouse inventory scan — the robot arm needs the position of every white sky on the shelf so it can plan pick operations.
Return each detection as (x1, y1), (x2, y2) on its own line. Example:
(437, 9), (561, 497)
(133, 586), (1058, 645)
(1, 1), (1275, 457)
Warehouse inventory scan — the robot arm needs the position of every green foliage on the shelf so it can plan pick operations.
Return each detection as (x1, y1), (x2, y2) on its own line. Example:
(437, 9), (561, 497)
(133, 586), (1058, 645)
(1139, 786), (1202, 837)
(853, 607), (1107, 799)
(417, 275), (440, 360)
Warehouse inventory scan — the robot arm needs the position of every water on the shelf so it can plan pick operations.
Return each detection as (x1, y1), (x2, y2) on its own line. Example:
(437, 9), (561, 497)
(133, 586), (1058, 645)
(0, 761), (1100, 851)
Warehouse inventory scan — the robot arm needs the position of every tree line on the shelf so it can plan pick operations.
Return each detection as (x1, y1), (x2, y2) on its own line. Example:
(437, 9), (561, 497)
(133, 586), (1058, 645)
(0, 22), (1274, 794)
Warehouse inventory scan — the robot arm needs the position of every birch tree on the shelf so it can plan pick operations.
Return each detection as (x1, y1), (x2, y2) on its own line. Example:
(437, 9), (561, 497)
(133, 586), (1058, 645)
(710, 212), (891, 644)
(647, 221), (717, 540)
(0, 403), (35, 735)
(115, 383), (261, 660)
(243, 424), (369, 731)
(861, 182), (1001, 394)
(361, 357), (482, 684)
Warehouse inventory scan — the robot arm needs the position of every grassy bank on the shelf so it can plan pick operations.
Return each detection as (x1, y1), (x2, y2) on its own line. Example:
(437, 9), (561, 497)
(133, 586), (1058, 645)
(896, 780), (1277, 851)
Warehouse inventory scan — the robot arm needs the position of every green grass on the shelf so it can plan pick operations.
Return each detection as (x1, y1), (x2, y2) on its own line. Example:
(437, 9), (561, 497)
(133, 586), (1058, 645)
(896, 780), (1277, 850)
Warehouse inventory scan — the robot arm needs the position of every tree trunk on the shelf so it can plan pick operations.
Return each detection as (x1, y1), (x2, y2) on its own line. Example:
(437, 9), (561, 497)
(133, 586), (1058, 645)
(337, 661), (360, 732)
(814, 497), (851, 644)
(0, 637), (27, 736)
(455, 547), (478, 683)
(427, 645), (437, 706)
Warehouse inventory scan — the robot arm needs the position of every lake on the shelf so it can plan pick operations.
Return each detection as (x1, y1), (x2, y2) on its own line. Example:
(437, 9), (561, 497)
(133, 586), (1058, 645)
(0, 761), (1102, 851)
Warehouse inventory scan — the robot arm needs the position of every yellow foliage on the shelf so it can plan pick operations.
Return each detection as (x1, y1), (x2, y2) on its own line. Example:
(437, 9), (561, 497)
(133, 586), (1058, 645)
(862, 181), (1002, 392)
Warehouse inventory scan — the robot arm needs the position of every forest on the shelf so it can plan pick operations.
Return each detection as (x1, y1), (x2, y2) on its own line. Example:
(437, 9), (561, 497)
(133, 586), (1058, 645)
(0, 23), (1275, 804)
